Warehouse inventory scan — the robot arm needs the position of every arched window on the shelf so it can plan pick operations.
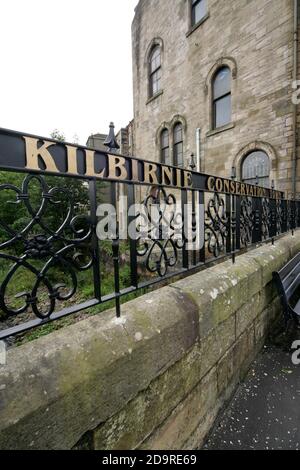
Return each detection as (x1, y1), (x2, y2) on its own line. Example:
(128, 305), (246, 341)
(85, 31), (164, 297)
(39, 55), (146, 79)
(149, 46), (161, 98)
(161, 129), (170, 165)
(242, 151), (270, 188)
(191, 0), (207, 26)
(173, 123), (183, 167)
(213, 67), (231, 129)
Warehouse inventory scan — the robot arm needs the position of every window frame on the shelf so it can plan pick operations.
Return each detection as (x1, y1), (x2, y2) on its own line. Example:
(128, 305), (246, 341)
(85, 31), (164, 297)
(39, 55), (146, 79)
(191, 0), (207, 27)
(212, 66), (232, 130)
(173, 122), (184, 168)
(241, 150), (271, 188)
(160, 128), (170, 165)
(149, 45), (162, 99)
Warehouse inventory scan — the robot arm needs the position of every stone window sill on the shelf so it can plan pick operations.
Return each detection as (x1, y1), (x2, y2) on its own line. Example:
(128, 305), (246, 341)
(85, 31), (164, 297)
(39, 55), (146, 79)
(146, 90), (163, 105)
(186, 13), (210, 38)
(206, 122), (235, 137)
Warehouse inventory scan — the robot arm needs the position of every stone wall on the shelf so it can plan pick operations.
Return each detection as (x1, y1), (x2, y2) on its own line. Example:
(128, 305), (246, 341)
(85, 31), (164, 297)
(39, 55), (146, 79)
(132, 0), (298, 195)
(1, 232), (300, 450)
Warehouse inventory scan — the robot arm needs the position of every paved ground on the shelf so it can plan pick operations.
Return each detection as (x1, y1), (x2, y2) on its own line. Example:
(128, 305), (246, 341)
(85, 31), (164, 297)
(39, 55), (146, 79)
(204, 327), (300, 450)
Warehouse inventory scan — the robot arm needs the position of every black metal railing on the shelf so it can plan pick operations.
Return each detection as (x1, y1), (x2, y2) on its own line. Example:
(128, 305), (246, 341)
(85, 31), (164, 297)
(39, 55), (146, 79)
(0, 127), (298, 340)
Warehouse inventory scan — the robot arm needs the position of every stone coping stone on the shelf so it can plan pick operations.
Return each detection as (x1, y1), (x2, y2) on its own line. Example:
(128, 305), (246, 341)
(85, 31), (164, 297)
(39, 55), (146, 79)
(0, 231), (299, 449)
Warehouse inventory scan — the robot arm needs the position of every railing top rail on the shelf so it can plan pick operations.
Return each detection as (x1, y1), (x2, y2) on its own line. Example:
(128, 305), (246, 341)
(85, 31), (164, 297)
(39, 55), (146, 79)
(0, 126), (296, 341)
(0, 127), (285, 199)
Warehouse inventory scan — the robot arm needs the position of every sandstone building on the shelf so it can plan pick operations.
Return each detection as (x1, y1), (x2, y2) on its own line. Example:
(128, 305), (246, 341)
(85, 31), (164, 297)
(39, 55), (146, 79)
(131, 0), (300, 197)
(86, 133), (108, 152)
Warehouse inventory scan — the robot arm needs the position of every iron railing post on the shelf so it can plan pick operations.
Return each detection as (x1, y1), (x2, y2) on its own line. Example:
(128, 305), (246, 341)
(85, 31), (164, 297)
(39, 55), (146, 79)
(127, 184), (138, 289)
(110, 183), (121, 318)
(225, 194), (232, 259)
(199, 191), (206, 264)
(235, 195), (241, 254)
(89, 179), (101, 300)
(181, 189), (189, 270)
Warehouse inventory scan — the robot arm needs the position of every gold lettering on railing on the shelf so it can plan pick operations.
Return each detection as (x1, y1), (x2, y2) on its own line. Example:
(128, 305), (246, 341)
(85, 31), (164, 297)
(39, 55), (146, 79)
(144, 163), (159, 185)
(24, 137), (59, 173)
(21, 133), (284, 198)
(206, 175), (283, 199)
(162, 166), (172, 186)
(183, 171), (193, 188)
(108, 155), (127, 181)
(66, 145), (78, 175)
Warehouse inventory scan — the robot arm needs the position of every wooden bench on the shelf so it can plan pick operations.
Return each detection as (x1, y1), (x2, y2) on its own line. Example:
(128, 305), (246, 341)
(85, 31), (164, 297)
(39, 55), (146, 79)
(273, 252), (300, 326)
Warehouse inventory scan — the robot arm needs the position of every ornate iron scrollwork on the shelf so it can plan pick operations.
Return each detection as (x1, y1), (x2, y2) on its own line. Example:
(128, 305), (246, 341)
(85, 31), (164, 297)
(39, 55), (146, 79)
(287, 200), (295, 231)
(286, 201), (291, 231)
(262, 198), (270, 240)
(205, 193), (228, 258)
(240, 197), (254, 247)
(297, 201), (300, 228)
(0, 175), (92, 320)
(136, 187), (183, 277)
(276, 199), (283, 234)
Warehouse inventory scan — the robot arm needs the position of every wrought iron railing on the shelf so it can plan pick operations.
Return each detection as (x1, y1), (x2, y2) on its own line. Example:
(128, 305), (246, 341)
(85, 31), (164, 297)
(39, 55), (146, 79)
(0, 127), (298, 340)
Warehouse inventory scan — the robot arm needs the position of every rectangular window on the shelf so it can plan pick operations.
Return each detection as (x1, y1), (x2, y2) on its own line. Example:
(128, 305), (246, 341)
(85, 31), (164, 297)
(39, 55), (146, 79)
(151, 69), (161, 96)
(191, 0), (207, 26)
(214, 95), (232, 129)
(162, 147), (171, 166)
(173, 123), (184, 167)
(174, 142), (183, 167)
(161, 130), (170, 165)
(149, 47), (162, 98)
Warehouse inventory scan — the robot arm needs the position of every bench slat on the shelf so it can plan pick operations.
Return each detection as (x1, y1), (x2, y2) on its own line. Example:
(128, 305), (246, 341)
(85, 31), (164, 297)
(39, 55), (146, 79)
(282, 267), (300, 299)
(279, 252), (300, 279)
(273, 251), (300, 325)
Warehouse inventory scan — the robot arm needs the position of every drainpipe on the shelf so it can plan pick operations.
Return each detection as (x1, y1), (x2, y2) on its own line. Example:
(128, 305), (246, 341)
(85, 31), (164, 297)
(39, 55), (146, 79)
(292, 0), (298, 198)
(196, 128), (201, 172)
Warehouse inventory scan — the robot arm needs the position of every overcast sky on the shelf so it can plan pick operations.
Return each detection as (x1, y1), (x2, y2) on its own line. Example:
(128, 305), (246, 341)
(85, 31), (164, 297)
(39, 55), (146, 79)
(1, 0), (138, 144)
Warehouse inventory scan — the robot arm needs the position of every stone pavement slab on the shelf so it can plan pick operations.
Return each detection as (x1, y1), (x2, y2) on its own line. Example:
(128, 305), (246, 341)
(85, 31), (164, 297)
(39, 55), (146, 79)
(204, 331), (300, 450)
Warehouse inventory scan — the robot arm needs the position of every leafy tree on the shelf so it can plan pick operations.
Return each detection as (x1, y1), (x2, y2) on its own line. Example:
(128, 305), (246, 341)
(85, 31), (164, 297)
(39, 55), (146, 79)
(50, 129), (66, 142)
(0, 171), (31, 244)
(0, 130), (90, 245)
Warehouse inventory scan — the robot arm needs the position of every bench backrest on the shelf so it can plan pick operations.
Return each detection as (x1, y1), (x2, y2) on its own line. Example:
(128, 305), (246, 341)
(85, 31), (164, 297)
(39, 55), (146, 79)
(275, 252), (300, 304)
